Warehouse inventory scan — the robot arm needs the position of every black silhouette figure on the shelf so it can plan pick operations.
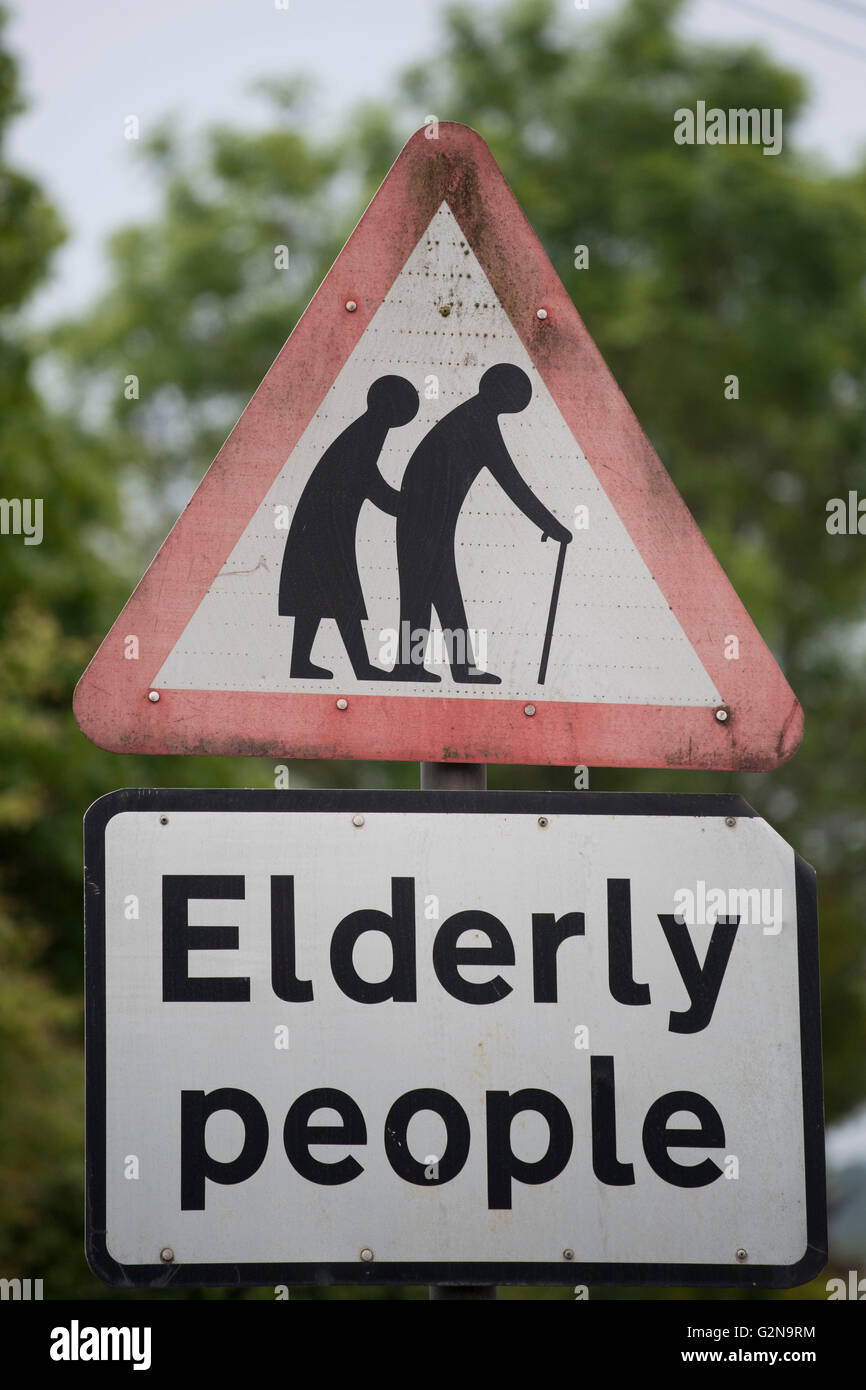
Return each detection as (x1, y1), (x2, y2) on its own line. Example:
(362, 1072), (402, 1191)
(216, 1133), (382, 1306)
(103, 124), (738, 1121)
(392, 363), (572, 683)
(278, 375), (419, 679)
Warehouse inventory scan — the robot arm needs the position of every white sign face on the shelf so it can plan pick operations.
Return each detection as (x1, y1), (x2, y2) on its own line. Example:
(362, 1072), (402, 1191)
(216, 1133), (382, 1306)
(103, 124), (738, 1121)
(85, 791), (824, 1289)
(153, 203), (719, 707)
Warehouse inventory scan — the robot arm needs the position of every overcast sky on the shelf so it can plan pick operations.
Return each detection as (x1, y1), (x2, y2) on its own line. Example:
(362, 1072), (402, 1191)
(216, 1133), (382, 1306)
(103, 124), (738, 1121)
(6, 0), (866, 322)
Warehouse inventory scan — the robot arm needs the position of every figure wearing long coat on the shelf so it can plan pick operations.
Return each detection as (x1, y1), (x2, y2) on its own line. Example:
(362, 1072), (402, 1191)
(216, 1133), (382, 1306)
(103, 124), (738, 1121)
(279, 375), (419, 679)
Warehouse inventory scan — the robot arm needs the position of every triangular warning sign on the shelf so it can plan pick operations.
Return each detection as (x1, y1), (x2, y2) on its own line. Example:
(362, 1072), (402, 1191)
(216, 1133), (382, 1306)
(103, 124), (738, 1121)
(74, 123), (802, 769)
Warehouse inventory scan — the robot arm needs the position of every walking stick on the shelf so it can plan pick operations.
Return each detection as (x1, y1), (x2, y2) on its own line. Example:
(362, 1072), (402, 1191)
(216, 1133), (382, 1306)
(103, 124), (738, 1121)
(538, 534), (568, 685)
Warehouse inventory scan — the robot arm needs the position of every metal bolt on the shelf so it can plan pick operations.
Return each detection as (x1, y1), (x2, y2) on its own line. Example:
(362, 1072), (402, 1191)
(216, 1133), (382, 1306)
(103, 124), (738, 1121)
(536, 308), (548, 320)
(524, 704), (536, 717)
(359, 1247), (374, 1262)
(336, 698), (348, 710)
(735, 1248), (748, 1263)
(538, 816), (549, 828)
(562, 1248), (575, 1261)
(148, 690), (160, 703)
(159, 1247), (174, 1264)
(715, 707), (729, 723)
(725, 816), (737, 828)
(345, 300), (357, 313)
(159, 816), (169, 826)
(352, 814), (365, 828)
(439, 304), (452, 317)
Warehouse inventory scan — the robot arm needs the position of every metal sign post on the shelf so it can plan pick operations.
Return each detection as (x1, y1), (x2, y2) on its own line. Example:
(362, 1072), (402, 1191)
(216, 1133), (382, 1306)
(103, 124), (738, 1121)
(76, 121), (821, 1303)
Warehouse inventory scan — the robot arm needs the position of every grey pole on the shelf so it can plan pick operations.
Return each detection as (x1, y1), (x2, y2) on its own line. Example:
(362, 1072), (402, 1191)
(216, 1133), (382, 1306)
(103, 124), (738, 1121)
(429, 1283), (496, 1300)
(421, 759), (496, 1302)
(420, 761), (486, 793)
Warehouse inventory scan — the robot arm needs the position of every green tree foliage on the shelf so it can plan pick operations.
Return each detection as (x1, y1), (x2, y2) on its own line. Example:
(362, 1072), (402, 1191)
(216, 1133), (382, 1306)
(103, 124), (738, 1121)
(2, 0), (865, 1298)
(0, 4), (88, 1296)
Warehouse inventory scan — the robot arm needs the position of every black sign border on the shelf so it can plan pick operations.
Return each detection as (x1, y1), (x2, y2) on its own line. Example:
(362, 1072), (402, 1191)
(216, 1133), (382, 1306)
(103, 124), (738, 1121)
(84, 788), (826, 1290)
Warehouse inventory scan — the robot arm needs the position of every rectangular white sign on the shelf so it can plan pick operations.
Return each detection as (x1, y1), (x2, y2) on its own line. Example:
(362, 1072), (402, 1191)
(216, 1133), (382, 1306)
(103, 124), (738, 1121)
(85, 790), (825, 1288)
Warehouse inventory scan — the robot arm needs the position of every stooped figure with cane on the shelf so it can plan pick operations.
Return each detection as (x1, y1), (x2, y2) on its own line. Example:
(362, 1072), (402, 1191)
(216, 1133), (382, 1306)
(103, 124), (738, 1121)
(391, 362), (572, 683)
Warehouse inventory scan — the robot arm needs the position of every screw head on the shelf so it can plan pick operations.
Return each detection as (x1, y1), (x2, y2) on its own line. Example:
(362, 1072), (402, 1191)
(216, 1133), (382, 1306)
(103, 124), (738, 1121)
(345, 300), (357, 313)
(148, 690), (160, 703)
(538, 816), (549, 828)
(715, 707), (729, 723)
(439, 304), (452, 317)
(159, 815), (169, 826)
(524, 704), (536, 717)
(352, 814), (365, 828)
(359, 1247), (374, 1263)
(536, 307), (548, 320)
(725, 816), (737, 828)
(735, 1248), (748, 1263)
(563, 1248), (575, 1261)
(336, 698), (348, 710)
(159, 1247), (174, 1264)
